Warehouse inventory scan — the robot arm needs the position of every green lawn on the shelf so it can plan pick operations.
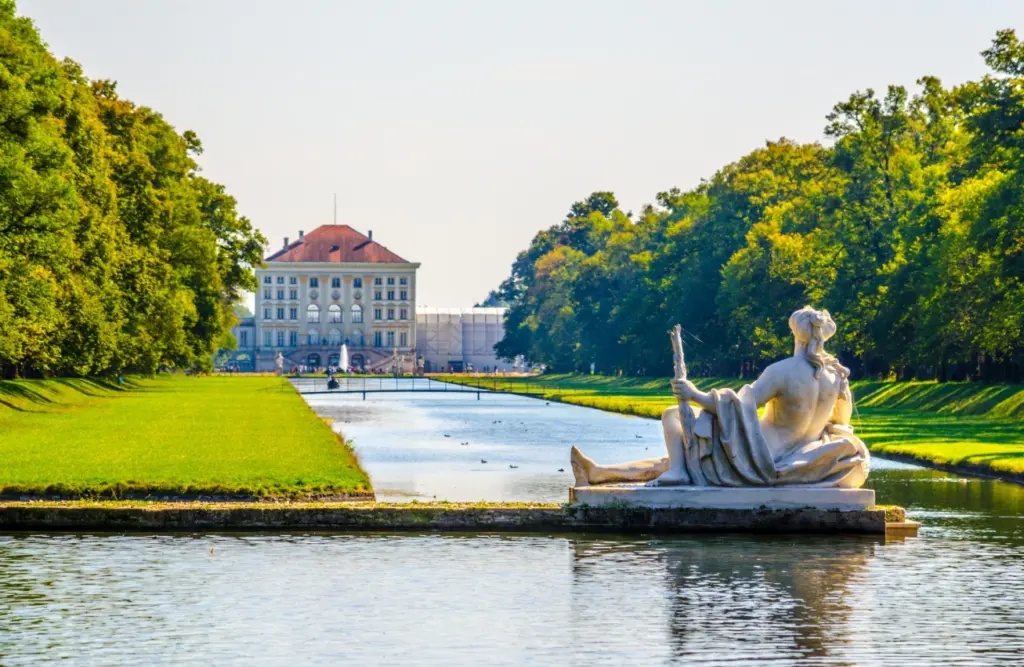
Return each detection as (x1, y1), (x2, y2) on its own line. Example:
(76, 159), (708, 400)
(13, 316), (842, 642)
(441, 374), (1024, 479)
(0, 375), (370, 499)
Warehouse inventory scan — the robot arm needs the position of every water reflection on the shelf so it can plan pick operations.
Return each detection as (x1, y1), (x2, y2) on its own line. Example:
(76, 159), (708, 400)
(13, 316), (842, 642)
(2, 531), (1020, 665)
(570, 536), (876, 665)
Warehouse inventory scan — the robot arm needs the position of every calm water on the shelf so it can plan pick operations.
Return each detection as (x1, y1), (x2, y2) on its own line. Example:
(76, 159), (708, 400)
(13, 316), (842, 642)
(2, 384), (1023, 665)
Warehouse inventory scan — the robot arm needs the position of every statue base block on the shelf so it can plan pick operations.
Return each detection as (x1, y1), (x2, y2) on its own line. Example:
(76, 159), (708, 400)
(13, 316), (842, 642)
(569, 484), (875, 511)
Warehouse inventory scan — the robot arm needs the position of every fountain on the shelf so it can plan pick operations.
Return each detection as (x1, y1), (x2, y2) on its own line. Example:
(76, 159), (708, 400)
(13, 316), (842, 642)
(339, 343), (349, 373)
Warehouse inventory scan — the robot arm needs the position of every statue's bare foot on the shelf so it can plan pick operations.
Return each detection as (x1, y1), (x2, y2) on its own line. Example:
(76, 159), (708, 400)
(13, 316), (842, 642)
(646, 468), (690, 487)
(570, 445), (595, 486)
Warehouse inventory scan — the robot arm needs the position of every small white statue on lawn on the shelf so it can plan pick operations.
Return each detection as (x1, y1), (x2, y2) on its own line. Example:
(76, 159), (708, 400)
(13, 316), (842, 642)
(571, 307), (870, 488)
(275, 352), (284, 375)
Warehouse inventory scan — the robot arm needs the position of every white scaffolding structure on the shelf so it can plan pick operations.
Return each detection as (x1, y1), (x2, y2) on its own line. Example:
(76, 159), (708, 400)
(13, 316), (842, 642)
(415, 307), (513, 372)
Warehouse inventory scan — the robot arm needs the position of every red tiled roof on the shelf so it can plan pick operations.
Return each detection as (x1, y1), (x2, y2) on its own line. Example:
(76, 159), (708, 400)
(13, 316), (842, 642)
(264, 225), (410, 263)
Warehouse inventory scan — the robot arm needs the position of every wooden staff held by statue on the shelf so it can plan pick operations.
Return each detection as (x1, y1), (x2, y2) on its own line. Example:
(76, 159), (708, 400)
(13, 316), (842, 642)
(669, 324), (696, 464)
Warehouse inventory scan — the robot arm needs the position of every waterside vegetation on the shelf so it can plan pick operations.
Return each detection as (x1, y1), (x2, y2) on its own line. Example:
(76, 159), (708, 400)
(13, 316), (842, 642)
(0, 375), (370, 498)
(441, 375), (1024, 481)
(0, 2), (264, 378)
(491, 29), (1024, 383)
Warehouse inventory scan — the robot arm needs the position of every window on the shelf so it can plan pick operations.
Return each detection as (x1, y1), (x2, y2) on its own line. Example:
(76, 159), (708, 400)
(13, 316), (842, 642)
(307, 329), (319, 346)
(353, 278), (363, 288)
(310, 277), (320, 288)
(276, 331), (285, 347)
(289, 307), (297, 321)
(289, 277), (297, 285)
(239, 331), (248, 347)
(374, 308), (382, 321)
(276, 276), (284, 284)
(373, 331), (383, 347)
(399, 308), (408, 320)
(387, 277), (395, 285)
(374, 277), (382, 285)
(329, 304), (342, 323)
(289, 330), (297, 347)
(263, 276), (272, 285)
(328, 329), (342, 345)
(351, 304), (363, 324)
(263, 307), (272, 320)
(307, 304), (320, 323)
(374, 290), (382, 300)
(386, 331), (395, 347)
(399, 277), (408, 285)
(387, 308), (395, 320)
(399, 332), (408, 347)
(276, 307), (285, 320)
(289, 289), (297, 300)
(387, 290), (394, 300)
(264, 331), (272, 346)
(352, 329), (363, 346)
(400, 290), (407, 301)
(263, 289), (271, 300)
(331, 277), (341, 288)
(277, 289), (284, 300)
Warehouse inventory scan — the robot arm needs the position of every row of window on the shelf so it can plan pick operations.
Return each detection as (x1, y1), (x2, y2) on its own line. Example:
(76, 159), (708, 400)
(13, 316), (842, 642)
(373, 307), (408, 321)
(260, 287), (411, 302)
(261, 304), (408, 322)
(373, 290), (408, 301)
(264, 289), (299, 300)
(262, 304), (363, 324)
(261, 330), (408, 348)
(262, 275), (410, 287)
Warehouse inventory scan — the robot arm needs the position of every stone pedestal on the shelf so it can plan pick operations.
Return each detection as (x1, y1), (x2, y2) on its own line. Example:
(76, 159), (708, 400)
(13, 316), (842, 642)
(569, 484), (875, 511)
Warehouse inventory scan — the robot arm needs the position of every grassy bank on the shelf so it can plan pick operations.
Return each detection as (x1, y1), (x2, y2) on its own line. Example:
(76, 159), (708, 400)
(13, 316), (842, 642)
(0, 375), (370, 499)
(440, 374), (1024, 480)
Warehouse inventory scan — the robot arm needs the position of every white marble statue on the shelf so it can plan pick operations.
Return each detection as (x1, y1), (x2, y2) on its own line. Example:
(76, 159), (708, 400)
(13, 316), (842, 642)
(275, 352), (284, 375)
(571, 307), (870, 489)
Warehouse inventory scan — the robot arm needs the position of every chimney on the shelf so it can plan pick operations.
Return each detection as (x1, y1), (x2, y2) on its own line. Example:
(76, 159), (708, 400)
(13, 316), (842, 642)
(368, 230), (373, 242)
(298, 230), (304, 240)
(283, 236), (289, 249)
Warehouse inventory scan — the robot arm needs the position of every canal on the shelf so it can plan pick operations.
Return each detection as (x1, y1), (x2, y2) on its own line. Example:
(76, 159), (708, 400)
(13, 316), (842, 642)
(1, 385), (1022, 665)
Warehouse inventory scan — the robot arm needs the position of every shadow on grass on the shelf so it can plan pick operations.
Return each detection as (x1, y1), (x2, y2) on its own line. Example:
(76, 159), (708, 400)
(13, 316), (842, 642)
(0, 376), (159, 414)
(856, 381), (1024, 418)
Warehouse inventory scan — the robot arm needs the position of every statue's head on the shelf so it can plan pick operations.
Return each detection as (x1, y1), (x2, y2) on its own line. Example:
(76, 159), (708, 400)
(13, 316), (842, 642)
(789, 306), (845, 379)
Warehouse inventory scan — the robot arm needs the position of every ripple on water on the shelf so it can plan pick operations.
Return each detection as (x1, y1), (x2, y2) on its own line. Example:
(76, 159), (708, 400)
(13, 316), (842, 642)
(0, 532), (1022, 666)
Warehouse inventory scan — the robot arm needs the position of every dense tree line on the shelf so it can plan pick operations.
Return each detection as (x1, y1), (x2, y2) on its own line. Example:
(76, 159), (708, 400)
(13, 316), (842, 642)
(495, 30), (1024, 382)
(0, 1), (265, 378)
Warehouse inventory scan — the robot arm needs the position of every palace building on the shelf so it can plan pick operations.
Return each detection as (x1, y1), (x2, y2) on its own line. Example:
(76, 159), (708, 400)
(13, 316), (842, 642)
(253, 225), (420, 372)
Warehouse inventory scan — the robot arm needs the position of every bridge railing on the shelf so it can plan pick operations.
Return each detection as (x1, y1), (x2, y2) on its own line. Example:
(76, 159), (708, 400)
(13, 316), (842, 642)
(288, 376), (545, 396)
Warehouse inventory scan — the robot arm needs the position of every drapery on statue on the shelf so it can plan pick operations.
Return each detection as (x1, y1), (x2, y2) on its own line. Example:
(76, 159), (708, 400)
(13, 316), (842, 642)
(570, 307), (870, 489)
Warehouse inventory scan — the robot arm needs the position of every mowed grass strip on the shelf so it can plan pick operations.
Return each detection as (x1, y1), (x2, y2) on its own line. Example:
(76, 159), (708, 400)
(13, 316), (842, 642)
(439, 374), (1024, 478)
(0, 375), (370, 498)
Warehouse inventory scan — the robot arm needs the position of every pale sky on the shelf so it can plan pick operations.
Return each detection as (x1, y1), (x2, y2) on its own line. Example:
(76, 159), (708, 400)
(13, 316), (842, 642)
(19, 0), (1023, 308)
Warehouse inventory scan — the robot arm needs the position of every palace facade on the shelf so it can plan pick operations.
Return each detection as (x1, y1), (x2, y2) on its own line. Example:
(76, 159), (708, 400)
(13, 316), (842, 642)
(253, 225), (419, 372)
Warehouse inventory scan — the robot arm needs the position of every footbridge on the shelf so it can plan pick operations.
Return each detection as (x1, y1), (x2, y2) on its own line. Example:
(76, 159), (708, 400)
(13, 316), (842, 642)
(289, 376), (545, 400)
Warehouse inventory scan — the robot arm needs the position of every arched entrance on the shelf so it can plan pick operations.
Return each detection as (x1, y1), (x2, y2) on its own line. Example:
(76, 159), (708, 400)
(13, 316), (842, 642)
(306, 353), (321, 367)
(350, 353), (365, 372)
(328, 353), (340, 367)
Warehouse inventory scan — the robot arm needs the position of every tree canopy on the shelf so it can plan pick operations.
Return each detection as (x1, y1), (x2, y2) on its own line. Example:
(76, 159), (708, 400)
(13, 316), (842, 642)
(494, 30), (1024, 382)
(0, 1), (265, 377)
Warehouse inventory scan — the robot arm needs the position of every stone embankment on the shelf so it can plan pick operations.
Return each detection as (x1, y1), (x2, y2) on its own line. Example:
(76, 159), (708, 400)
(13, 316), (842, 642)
(0, 501), (914, 535)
